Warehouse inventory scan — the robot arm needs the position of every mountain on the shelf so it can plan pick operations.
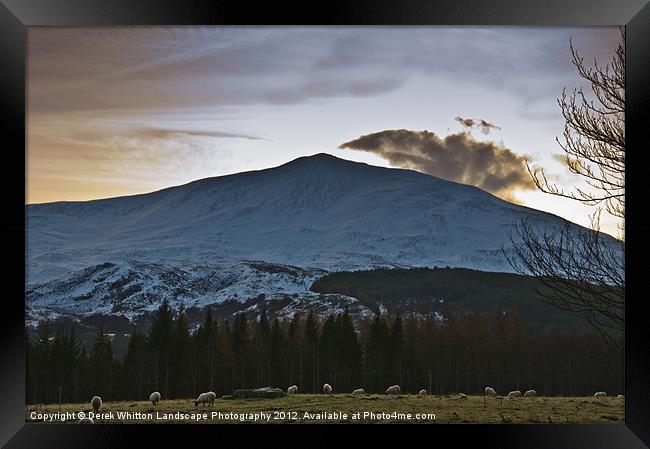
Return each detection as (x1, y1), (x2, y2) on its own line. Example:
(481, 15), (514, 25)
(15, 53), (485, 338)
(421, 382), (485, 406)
(25, 153), (621, 324)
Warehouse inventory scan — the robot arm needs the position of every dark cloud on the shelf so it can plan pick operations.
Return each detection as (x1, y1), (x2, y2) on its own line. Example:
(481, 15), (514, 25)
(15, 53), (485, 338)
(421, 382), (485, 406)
(455, 116), (502, 135)
(28, 27), (621, 115)
(455, 116), (476, 128)
(479, 119), (501, 135)
(339, 129), (534, 202)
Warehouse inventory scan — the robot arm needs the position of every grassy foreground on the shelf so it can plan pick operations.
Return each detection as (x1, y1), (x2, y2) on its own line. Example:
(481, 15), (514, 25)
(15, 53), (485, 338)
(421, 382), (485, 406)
(26, 394), (624, 424)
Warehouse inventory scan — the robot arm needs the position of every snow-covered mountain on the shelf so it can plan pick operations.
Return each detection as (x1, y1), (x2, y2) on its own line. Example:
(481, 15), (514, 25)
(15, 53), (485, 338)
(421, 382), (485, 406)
(25, 153), (621, 323)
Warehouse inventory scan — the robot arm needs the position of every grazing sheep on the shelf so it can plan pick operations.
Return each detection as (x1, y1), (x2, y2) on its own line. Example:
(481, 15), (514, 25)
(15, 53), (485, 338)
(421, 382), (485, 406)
(352, 389), (365, 395)
(523, 390), (537, 397)
(79, 417), (94, 424)
(418, 389), (427, 396)
(386, 385), (401, 395)
(323, 383), (333, 394)
(484, 387), (497, 396)
(617, 394), (624, 399)
(594, 392), (607, 397)
(150, 391), (161, 405)
(287, 385), (298, 394)
(91, 396), (102, 413)
(507, 390), (522, 398)
(194, 391), (216, 407)
(458, 393), (468, 398)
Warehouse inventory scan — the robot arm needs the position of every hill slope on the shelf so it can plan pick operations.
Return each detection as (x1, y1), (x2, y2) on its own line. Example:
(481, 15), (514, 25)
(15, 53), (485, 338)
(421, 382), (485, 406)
(311, 267), (593, 330)
(26, 153), (622, 322)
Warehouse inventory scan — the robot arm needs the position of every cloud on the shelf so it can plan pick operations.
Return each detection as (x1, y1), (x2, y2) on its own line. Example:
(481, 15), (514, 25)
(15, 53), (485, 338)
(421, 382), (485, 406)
(128, 127), (264, 141)
(454, 116), (476, 128)
(27, 28), (410, 114)
(552, 154), (569, 166)
(339, 129), (535, 202)
(454, 116), (502, 135)
(478, 119), (501, 135)
(28, 27), (621, 115)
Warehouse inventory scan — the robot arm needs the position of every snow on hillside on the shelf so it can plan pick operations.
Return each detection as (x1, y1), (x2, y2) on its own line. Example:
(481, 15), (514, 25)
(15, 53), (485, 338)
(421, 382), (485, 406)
(25, 153), (622, 322)
(25, 260), (335, 324)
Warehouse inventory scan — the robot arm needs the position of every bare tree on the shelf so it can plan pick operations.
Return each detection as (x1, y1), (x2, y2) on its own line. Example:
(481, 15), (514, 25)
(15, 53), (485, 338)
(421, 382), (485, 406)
(530, 28), (625, 229)
(506, 28), (625, 352)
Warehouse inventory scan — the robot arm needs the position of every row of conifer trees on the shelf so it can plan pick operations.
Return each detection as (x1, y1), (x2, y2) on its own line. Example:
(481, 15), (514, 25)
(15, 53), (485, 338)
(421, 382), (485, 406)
(26, 299), (622, 404)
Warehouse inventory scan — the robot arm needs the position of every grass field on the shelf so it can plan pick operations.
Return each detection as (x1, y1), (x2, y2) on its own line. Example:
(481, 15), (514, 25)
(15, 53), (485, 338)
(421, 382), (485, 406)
(25, 394), (624, 424)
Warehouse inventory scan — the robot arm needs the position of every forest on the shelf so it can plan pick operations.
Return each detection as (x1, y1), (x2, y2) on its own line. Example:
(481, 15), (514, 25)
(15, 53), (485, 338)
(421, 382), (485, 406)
(310, 267), (598, 331)
(26, 299), (623, 405)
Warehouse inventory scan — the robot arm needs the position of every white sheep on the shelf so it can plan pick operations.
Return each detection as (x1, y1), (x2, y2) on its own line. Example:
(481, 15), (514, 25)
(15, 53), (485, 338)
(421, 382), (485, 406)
(352, 388), (365, 395)
(617, 394), (624, 399)
(323, 383), (333, 394)
(484, 387), (497, 396)
(458, 393), (468, 398)
(386, 385), (401, 395)
(523, 389), (537, 397)
(150, 391), (161, 405)
(79, 417), (94, 424)
(195, 391), (216, 407)
(418, 389), (427, 396)
(91, 396), (102, 413)
(594, 391), (607, 397)
(507, 390), (522, 398)
(287, 385), (298, 394)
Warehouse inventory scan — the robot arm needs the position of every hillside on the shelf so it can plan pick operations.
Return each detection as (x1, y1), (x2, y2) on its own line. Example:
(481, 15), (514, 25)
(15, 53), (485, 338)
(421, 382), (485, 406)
(26, 153), (623, 323)
(311, 267), (589, 330)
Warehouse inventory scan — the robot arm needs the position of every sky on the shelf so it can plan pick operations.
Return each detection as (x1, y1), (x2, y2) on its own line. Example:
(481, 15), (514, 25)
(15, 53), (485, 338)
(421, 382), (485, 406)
(27, 26), (623, 236)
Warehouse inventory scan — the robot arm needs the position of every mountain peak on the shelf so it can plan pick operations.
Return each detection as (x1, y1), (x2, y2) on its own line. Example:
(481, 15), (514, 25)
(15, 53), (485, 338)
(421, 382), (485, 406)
(270, 152), (380, 180)
(284, 152), (354, 167)
(304, 152), (340, 160)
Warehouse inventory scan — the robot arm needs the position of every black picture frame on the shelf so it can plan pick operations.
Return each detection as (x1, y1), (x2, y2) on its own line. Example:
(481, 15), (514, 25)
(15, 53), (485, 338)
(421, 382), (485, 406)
(1, 0), (648, 447)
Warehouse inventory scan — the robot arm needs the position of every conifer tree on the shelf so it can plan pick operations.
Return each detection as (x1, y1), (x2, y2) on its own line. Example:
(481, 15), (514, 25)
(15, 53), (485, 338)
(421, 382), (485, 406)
(287, 314), (302, 389)
(194, 307), (219, 391)
(148, 299), (174, 396)
(366, 309), (390, 391)
(255, 308), (272, 385)
(337, 307), (362, 392)
(171, 307), (192, 397)
(231, 313), (249, 388)
(304, 310), (320, 392)
(219, 318), (234, 392)
(122, 331), (148, 400)
(269, 318), (286, 387)
(32, 320), (52, 403)
(390, 314), (404, 388)
(90, 326), (114, 399)
(319, 314), (338, 387)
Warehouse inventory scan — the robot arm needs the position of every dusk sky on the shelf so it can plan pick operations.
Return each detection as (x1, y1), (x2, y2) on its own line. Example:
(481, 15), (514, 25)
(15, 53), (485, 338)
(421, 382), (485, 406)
(27, 26), (622, 236)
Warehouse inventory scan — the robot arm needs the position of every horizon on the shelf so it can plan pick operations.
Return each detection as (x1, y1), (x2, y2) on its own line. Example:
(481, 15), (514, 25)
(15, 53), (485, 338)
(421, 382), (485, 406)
(27, 26), (623, 235)
(23, 151), (469, 203)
